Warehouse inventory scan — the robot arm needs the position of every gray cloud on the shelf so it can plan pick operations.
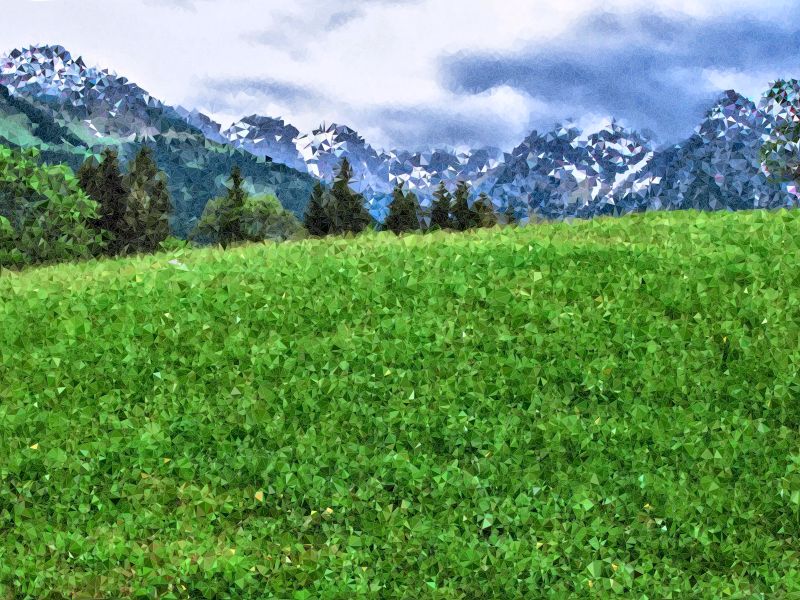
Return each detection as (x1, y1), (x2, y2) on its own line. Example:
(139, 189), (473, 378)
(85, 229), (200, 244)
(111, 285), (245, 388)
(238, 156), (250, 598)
(239, 0), (425, 55)
(185, 73), (529, 153)
(434, 5), (800, 147)
(325, 9), (363, 32)
(87, 0), (800, 158)
(189, 76), (326, 110)
(138, 0), (217, 13)
(238, 11), (315, 61)
(366, 105), (525, 153)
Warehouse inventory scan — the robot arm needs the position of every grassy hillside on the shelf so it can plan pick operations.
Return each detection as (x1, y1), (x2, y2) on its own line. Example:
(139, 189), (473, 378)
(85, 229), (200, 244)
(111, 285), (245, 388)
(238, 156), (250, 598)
(1, 208), (800, 599)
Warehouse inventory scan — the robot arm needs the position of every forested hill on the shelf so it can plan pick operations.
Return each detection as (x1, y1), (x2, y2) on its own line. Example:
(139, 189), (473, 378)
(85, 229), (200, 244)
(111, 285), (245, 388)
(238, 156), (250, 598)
(0, 52), (324, 239)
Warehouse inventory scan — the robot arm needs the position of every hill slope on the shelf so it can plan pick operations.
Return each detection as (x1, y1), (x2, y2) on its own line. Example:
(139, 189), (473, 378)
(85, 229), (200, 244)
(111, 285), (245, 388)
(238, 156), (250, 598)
(1, 209), (799, 599)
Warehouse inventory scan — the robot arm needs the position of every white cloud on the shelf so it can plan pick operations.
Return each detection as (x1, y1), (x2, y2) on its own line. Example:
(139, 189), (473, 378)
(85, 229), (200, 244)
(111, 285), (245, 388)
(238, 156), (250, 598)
(3, 0), (800, 152)
(704, 68), (789, 102)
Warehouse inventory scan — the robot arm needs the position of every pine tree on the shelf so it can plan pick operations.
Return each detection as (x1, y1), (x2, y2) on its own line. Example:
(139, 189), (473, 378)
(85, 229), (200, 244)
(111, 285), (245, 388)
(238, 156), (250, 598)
(146, 169), (172, 248)
(78, 147), (173, 256)
(217, 163), (247, 248)
(136, 146), (173, 250)
(383, 180), (421, 235)
(121, 145), (172, 253)
(187, 163), (248, 249)
(303, 181), (330, 237)
(328, 157), (371, 237)
(306, 158), (372, 236)
(502, 202), (518, 227)
(77, 149), (128, 256)
(450, 180), (479, 232)
(472, 191), (499, 229)
(428, 181), (453, 232)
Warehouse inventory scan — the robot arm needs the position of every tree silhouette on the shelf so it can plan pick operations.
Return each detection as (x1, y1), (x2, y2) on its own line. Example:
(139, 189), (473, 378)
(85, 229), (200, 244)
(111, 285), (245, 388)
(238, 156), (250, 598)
(450, 180), (479, 232)
(218, 164), (247, 247)
(328, 157), (372, 236)
(383, 180), (421, 235)
(121, 145), (173, 253)
(501, 202), (518, 227)
(188, 163), (248, 249)
(472, 191), (498, 229)
(327, 157), (372, 237)
(428, 180), (453, 232)
(77, 148), (128, 256)
(304, 181), (333, 236)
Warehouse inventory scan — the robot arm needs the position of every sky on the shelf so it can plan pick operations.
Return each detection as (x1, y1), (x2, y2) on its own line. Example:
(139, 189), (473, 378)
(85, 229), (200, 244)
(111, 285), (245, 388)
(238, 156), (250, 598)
(8, 0), (800, 155)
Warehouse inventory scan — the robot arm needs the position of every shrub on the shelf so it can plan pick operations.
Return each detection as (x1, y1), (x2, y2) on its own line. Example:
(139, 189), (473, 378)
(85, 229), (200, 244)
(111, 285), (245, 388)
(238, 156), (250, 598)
(158, 235), (194, 253)
(240, 192), (304, 242)
(0, 145), (104, 269)
(190, 185), (305, 247)
(187, 164), (248, 248)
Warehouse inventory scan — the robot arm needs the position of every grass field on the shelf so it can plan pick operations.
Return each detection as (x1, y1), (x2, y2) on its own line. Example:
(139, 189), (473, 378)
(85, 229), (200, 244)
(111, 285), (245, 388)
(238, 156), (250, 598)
(2, 208), (800, 599)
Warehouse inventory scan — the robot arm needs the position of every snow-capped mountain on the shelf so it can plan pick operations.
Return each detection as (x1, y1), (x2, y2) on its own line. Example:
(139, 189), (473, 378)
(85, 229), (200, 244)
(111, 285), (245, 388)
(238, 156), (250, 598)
(485, 117), (658, 223)
(609, 87), (800, 217)
(0, 44), (206, 142)
(172, 84), (800, 226)
(190, 110), (668, 225)
(222, 114), (308, 172)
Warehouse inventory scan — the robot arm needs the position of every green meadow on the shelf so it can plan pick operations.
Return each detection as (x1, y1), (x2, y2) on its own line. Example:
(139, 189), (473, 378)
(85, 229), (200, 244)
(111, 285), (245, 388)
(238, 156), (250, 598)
(2, 207), (800, 600)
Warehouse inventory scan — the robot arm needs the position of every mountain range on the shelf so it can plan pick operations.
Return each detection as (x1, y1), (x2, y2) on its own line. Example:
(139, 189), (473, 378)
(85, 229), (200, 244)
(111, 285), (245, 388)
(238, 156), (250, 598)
(2, 43), (800, 239)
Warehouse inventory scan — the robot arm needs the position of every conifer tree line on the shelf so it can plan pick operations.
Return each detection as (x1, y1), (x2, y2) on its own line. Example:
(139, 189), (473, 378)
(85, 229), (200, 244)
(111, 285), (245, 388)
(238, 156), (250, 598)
(302, 157), (374, 238)
(302, 157), (518, 239)
(0, 141), (308, 270)
(76, 146), (173, 257)
(1, 144), (179, 270)
(1, 138), (520, 272)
